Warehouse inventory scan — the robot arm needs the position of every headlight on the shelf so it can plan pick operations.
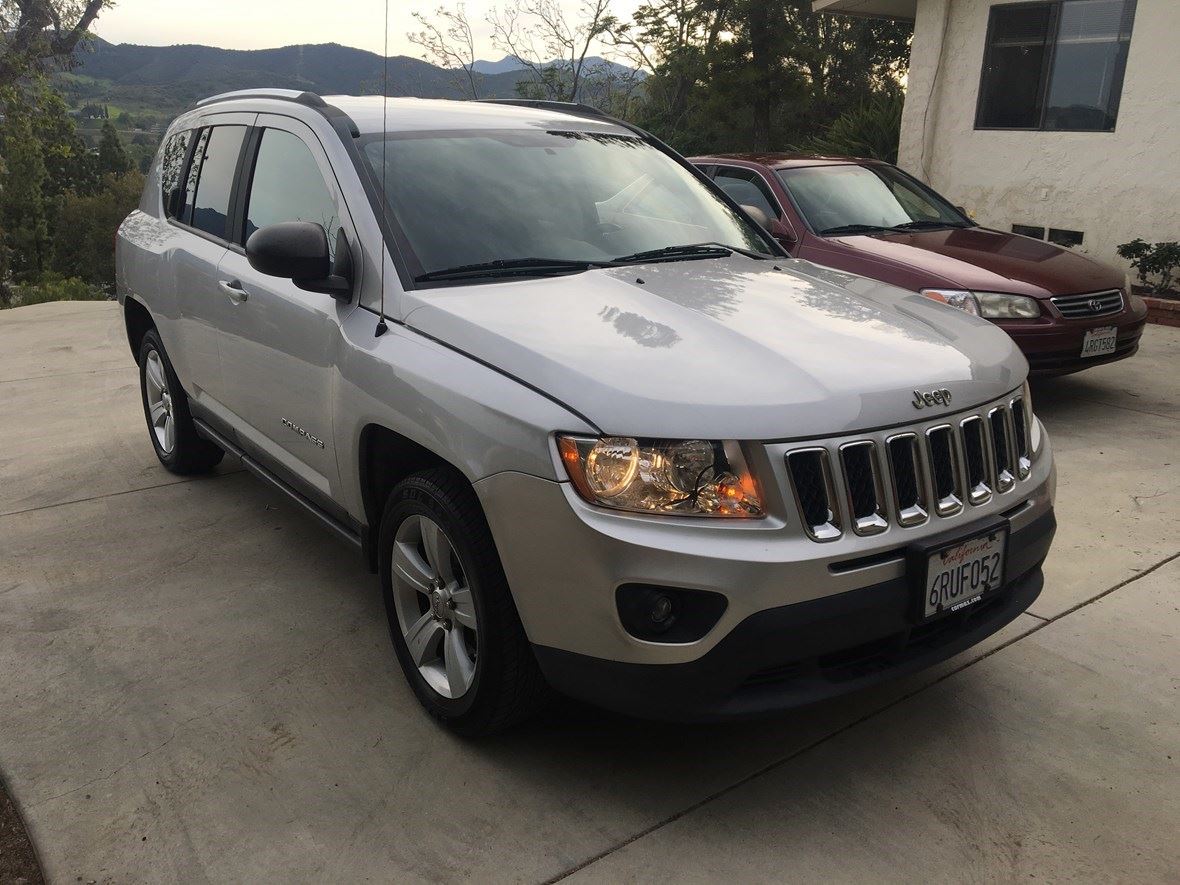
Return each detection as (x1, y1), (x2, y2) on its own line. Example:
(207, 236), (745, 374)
(557, 436), (764, 518)
(921, 290), (1041, 319)
(920, 289), (980, 315)
(976, 292), (1041, 319)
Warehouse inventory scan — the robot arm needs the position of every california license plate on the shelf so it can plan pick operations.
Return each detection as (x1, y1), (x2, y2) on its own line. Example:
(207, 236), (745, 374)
(919, 528), (1007, 621)
(1081, 326), (1118, 358)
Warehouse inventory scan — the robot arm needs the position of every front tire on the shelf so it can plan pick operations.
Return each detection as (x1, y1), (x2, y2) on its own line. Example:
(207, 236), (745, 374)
(379, 468), (548, 735)
(138, 329), (224, 475)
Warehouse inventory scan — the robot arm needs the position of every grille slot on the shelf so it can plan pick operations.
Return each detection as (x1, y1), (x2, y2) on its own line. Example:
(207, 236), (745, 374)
(1011, 396), (1032, 479)
(960, 416), (992, 505)
(1051, 289), (1124, 319)
(786, 449), (841, 541)
(886, 434), (928, 527)
(839, 442), (887, 536)
(926, 425), (963, 517)
(989, 406), (1016, 492)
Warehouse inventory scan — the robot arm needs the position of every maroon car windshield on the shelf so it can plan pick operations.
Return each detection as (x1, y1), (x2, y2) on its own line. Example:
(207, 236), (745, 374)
(778, 165), (971, 237)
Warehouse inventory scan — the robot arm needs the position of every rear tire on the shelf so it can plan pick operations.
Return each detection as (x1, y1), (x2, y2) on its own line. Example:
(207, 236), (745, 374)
(138, 329), (224, 475)
(379, 467), (549, 735)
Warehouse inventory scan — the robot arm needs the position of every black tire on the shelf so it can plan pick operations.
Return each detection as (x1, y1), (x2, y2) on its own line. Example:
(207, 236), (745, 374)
(138, 328), (224, 475)
(379, 467), (549, 736)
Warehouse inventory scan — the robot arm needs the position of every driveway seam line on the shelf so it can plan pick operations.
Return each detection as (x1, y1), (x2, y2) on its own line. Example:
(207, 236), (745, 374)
(0, 366), (128, 386)
(546, 548), (1180, 884)
(0, 469), (246, 518)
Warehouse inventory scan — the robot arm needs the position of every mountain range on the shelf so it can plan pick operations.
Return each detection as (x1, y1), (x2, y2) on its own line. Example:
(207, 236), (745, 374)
(60, 39), (640, 123)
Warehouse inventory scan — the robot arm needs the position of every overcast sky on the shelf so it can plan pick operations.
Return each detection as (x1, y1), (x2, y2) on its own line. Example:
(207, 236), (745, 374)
(91, 0), (642, 60)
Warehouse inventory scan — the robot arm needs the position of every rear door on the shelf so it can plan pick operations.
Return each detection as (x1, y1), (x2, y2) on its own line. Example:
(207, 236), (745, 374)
(164, 117), (253, 409)
(212, 115), (360, 507)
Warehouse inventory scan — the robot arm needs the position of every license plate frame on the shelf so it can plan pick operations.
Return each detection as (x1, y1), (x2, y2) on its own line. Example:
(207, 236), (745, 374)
(907, 521), (1009, 624)
(1081, 325), (1118, 359)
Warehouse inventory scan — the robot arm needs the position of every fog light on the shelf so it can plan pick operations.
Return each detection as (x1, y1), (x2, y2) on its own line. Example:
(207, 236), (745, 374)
(616, 584), (727, 643)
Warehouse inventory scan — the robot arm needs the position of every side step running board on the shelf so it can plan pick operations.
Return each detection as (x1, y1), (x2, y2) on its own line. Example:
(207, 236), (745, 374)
(193, 418), (363, 551)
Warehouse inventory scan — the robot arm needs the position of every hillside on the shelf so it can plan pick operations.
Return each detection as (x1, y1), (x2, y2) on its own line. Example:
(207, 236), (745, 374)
(58, 38), (638, 125)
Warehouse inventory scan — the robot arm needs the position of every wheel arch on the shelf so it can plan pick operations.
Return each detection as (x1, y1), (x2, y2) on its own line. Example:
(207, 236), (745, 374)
(123, 296), (156, 359)
(358, 423), (477, 573)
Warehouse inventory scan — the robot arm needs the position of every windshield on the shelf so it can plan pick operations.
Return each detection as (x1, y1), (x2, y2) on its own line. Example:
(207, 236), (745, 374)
(361, 129), (769, 278)
(777, 164), (970, 236)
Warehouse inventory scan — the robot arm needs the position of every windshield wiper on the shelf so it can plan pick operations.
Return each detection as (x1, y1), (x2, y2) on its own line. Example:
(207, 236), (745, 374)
(819, 223), (893, 236)
(415, 257), (610, 282)
(613, 242), (768, 264)
(888, 220), (974, 232)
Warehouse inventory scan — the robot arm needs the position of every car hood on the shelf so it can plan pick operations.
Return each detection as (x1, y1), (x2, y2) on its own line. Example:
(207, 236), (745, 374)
(402, 256), (1027, 440)
(825, 227), (1125, 298)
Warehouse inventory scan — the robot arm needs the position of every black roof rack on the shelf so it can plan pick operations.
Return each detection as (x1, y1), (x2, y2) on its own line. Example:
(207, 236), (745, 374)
(193, 89), (359, 137)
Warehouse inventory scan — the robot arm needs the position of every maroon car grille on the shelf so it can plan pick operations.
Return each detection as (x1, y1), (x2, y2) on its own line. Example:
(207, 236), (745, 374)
(1050, 289), (1124, 319)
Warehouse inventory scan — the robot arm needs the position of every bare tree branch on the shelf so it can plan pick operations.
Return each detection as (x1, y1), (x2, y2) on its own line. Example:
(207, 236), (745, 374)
(408, 4), (483, 100)
(0, 0), (111, 89)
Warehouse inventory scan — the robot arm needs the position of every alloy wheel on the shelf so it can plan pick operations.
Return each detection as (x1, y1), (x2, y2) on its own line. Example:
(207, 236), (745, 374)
(391, 514), (479, 699)
(144, 349), (176, 454)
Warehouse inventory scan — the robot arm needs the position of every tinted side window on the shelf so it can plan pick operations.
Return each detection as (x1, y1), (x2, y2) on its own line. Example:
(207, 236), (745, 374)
(179, 128), (210, 226)
(160, 129), (192, 219)
(714, 168), (779, 219)
(244, 129), (339, 254)
(189, 125), (247, 239)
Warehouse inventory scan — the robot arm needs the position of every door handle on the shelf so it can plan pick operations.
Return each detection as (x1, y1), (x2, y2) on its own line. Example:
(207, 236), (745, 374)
(219, 280), (248, 303)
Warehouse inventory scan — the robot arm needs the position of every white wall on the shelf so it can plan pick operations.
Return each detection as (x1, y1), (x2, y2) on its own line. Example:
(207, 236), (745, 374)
(897, 0), (1180, 274)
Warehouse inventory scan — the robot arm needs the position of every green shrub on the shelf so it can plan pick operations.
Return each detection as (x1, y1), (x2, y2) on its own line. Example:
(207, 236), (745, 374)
(0, 274), (110, 310)
(796, 92), (905, 164)
(1117, 239), (1180, 296)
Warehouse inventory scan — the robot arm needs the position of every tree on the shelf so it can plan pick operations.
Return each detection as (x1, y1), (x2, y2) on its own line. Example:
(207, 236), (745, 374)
(0, 1), (113, 88)
(487, 0), (624, 103)
(51, 170), (143, 287)
(409, 5), (483, 100)
(0, 105), (50, 281)
(97, 119), (132, 176)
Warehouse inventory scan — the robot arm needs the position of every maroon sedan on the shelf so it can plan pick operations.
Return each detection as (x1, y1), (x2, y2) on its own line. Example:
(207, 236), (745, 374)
(690, 153), (1147, 375)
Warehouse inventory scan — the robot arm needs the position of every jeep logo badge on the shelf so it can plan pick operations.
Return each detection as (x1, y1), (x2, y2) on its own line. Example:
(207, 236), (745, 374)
(912, 388), (952, 410)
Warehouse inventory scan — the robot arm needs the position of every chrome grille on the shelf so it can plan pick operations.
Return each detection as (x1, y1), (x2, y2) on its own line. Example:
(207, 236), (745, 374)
(786, 449), (841, 542)
(783, 396), (1032, 542)
(1051, 289), (1123, 319)
(839, 442), (887, 536)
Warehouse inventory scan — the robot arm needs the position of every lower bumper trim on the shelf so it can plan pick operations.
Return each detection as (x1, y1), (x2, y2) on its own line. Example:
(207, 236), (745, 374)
(534, 510), (1055, 721)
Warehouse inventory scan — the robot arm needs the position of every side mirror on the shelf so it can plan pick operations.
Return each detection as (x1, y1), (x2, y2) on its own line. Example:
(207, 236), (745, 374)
(768, 219), (796, 246)
(246, 221), (351, 300)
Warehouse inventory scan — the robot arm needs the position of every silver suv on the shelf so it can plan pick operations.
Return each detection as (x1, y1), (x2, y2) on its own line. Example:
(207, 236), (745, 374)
(116, 91), (1056, 735)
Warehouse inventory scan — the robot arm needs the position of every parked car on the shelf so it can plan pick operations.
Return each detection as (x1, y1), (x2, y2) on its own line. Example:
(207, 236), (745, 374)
(117, 94), (1056, 735)
(689, 153), (1148, 375)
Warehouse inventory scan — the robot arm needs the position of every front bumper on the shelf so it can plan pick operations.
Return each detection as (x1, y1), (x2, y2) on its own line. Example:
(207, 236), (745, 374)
(996, 302), (1147, 376)
(533, 510), (1053, 720)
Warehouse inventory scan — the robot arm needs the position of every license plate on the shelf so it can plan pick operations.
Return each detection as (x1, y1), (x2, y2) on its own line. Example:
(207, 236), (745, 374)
(1081, 326), (1118, 358)
(919, 528), (1007, 621)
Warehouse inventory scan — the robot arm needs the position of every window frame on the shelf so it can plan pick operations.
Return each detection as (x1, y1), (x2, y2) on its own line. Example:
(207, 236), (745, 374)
(974, 0), (1137, 133)
(165, 113), (256, 253)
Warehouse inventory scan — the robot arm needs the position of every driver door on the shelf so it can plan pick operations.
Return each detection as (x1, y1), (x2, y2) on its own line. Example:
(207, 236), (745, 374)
(213, 116), (360, 507)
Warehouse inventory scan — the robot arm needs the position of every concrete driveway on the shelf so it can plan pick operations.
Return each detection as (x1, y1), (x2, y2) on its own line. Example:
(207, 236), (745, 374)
(1, 301), (1178, 883)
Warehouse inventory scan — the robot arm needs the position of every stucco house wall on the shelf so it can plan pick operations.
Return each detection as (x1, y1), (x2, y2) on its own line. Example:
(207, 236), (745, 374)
(897, 0), (1180, 274)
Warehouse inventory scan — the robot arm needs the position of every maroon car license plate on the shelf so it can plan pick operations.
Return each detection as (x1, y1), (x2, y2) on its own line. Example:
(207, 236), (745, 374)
(1081, 326), (1118, 358)
(920, 528), (1007, 621)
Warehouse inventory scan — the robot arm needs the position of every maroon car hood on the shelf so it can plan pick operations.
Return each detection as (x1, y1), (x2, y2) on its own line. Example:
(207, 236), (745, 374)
(824, 227), (1124, 298)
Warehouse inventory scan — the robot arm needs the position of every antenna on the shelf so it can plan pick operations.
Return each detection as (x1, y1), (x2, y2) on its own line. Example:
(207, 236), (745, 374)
(375, 0), (390, 338)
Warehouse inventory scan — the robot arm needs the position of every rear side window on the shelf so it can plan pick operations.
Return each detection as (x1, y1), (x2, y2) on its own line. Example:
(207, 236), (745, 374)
(187, 125), (247, 240)
(160, 129), (192, 219)
(244, 128), (339, 255)
(713, 168), (780, 219)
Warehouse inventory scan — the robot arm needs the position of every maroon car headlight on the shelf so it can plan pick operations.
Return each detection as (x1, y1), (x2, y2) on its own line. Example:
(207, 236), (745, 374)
(975, 292), (1041, 319)
(920, 289), (980, 316)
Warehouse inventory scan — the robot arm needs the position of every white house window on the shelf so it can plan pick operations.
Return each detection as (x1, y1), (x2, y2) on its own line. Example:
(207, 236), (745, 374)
(976, 0), (1137, 131)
